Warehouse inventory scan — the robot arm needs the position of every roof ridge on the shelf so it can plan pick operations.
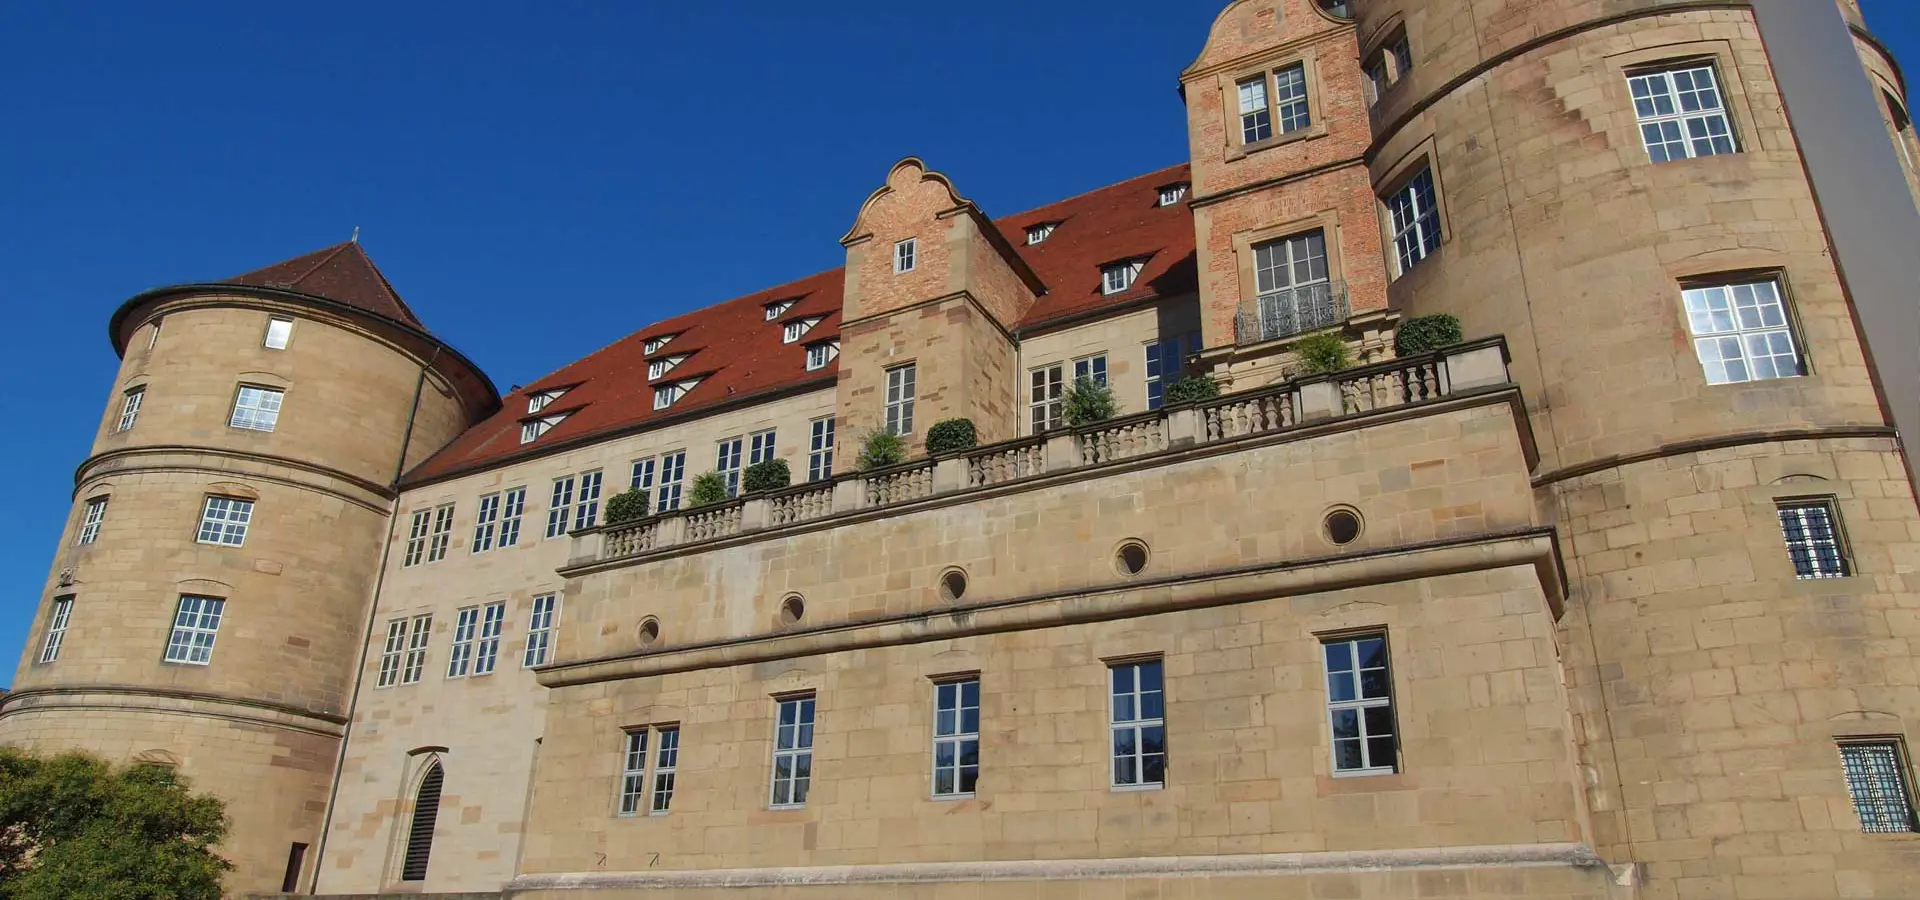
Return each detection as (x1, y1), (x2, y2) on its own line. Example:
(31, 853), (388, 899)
(992, 161), (1190, 223)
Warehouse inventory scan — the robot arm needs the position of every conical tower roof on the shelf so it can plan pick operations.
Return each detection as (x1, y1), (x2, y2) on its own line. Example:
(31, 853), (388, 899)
(221, 241), (424, 329)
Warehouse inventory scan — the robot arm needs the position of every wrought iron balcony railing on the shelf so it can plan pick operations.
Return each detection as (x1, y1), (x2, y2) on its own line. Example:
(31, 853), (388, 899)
(1235, 279), (1349, 345)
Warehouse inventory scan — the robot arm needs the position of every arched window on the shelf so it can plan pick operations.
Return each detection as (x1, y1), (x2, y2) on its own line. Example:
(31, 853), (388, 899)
(401, 761), (443, 882)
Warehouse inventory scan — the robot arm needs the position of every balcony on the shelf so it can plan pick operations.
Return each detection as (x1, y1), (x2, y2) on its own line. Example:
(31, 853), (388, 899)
(568, 337), (1514, 570)
(1235, 279), (1349, 345)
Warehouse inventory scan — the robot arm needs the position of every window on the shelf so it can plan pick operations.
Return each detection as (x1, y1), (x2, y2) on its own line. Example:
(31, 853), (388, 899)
(527, 389), (566, 414)
(376, 618), (407, 688)
(264, 316), (294, 350)
(1073, 353), (1108, 387)
(39, 595), (74, 664)
(164, 595), (225, 665)
(932, 678), (980, 798)
(1385, 167), (1441, 274)
(1110, 659), (1166, 788)
(1629, 63), (1736, 163)
(1777, 499), (1850, 579)
(1365, 32), (1412, 105)
(808, 418), (836, 481)
(1026, 223), (1057, 245)
(619, 730), (651, 816)
(885, 364), (916, 435)
(617, 726), (681, 816)
(78, 497), (107, 545)
(770, 695), (816, 808)
(643, 334), (675, 355)
(116, 387), (144, 432)
(1274, 63), (1310, 133)
(401, 761), (443, 882)
(1238, 63), (1309, 145)
(472, 493), (501, 553)
(520, 414), (567, 444)
(1389, 35), (1413, 81)
(195, 497), (252, 547)
(498, 487), (525, 548)
(895, 238), (917, 274)
(1317, 0), (1350, 17)
(783, 317), (822, 344)
(1103, 260), (1144, 295)
(1250, 230), (1336, 340)
(446, 606), (480, 678)
(749, 429), (778, 467)
(805, 340), (839, 371)
(1681, 279), (1803, 385)
(403, 509), (431, 566)
(765, 299), (796, 321)
(281, 843), (308, 894)
(524, 594), (560, 668)
(1324, 633), (1398, 775)
(656, 451), (686, 513)
(1157, 184), (1189, 207)
(716, 437), (744, 497)
(629, 458), (656, 511)
(424, 504), (454, 563)
(148, 318), (161, 350)
(1885, 90), (1915, 169)
(1238, 75), (1272, 144)
(400, 615), (432, 684)
(573, 471), (603, 531)
(474, 602), (506, 675)
(1840, 740), (1918, 833)
(229, 385), (284, 432)
(547, 476), (576, 538)
(651, 727), (680, 813)
(1145, 332), (1201, 410)
(1029, 364), (1064, 434)
(648, 355), (685, 380)
(1365, 56), (1390, 105)
(654, 379), (700, 410)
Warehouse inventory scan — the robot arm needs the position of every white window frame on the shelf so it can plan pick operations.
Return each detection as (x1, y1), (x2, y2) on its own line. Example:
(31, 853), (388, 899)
(808, 417), (836, 482)
(229, 385), (284, 432)
(524, 593), (560, 668)
(716, 437), (744, 497)
(498, 487), (526, 548)
(547, 476), (576, 539)
(403, 509), (431, 567)
(648, 355), (685, 380)
(195, 497), (252, 547)
(894, 238), (917, 274)
(425, 504), (454, 563)
(264, 316), (294, 350)
(573, 470), (604, 531)
(376, 618), (407, 688)
(1777, 498), (1850, 579)
(884, 364), (916, 435)
(805, 341), (839, 371)
(527, 389), (565, 414)
(1145, 332), (1202, 410)
(769, 694), (816, 808)
(764, 299), (796, 321)
(1073, 353), (1108, 388)
(1385, 166), (1441, 275)
(116, 387), (144, 433)
(931, 678), (980, 799)
(619, 729), (651, 816)
(617, 725), (682, 817)
(473, 602), (506, 675)
(78, 497), (108, 545)
(643, 335), (675, 355)
(400, 614), (432, 684)
(629, 458), (656, 511)
(520, 414), (567, 444)
(1323, 633), (1398, 776)
(783, 317), (821, 344)
(654, 379), (701, 410)
(656, 451), (686, 513)
(749, 429), (778, 467)
(1102, 260), (1144, 296)
(651, 726), (680, 814)
(1109, 659), (1166, 789)
(1840, 739), (1919, 834)
(446, 606), (480, 678)
(39, 595), (74, 664)
(164, 595), (225, 666)
(1237, 75), (1272, 144)
(1026, 223), (1057, 245)
(1681, 279), (1804, 385)
(1629, 62), (1738, 164)
(1157, 184), (1189, 207)
(472, 492), (501, 553)
(1029, 364), (1064, 434)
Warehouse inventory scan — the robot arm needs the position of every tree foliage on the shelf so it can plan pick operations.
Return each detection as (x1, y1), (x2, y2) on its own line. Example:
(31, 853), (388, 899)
(858, 429), (908, 470)
(688, 471), (732, 507)
(604, 487), (650, 525)
(1162, 374), (1220, 405)
(743, 459), (791, 493)
(923, 419), (978, 455)
(1394, 314), (1464, 355)
(1063, 376), (1118, 427)
(1293, 331), (1353, 375)
(0, 747), (230, 900)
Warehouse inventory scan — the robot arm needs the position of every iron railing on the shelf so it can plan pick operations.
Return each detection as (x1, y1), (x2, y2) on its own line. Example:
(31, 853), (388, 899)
(1235, 279), (1349, 344)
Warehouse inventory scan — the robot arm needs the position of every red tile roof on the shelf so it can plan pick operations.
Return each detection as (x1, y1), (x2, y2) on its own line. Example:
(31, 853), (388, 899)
(403, 162), (1195, 485)
(223, 241), (426, 329)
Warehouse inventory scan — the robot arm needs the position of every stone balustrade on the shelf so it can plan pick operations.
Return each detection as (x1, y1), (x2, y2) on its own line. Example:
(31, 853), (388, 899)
(571, 337), (1511, 566)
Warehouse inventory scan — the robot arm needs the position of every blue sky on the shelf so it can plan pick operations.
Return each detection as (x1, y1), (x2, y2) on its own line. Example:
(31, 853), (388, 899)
(0, 2), (1915, 683)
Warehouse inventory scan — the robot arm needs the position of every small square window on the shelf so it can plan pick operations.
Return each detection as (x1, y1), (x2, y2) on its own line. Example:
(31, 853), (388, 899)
(1026, 223), (1057, 245)
(895, 238), (917, 274)
(1103, 261), (1144, 296)
(805, 341), (839, 371)
(1777, 499), (1850, 579)
(264, 317), (294, 350)
(1158, 184), (1189, 207)
(1840, 740), (1918, 833)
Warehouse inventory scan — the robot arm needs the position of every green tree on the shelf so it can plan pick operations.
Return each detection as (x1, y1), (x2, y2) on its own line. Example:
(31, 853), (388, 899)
(857, 429), (908, 470)
(0, 747), (230, 900)
(1063, 376), (1118, 427)
(688, 471), (731, 507)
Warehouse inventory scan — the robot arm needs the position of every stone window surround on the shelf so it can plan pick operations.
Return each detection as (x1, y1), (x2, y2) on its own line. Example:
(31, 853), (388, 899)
(1358, 19), (1412, 106)
(1372, 138), (1450, 281)
(1605, 41), (1765, 170)
(1774, 495), (1852, 579)
(1672, 263), (1818, 381)
(228, 374), (291, 433)
(1220, 43), (1330, 161)
(1832, 732), (1920, 833)
(1232, 210), (1349, 345)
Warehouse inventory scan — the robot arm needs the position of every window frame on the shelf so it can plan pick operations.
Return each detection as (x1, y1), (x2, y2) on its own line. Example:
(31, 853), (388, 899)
(547, 476), (576, 539)
(264, 316), (294, 350)
(400, 614), (432, 684)
(472, 492), (502, 554)
(524, 593), (561, 668)
(884, 364), (917, 436)
(783, 318), (822, 344)
(1102, 260), (1145, 296)
(425, 504), (455, 563)
(808, 417), (836, 481)
(1072, 353), (1109, 388)
(931, 676), (981, 799)
(1361, 28), (1413, 107)
(1839, 738), (1919, 834)
(446, 606), (480, 678)
(78, 497), (108, 545)
(1029, 363), (1064, 434)
(498, 487), (526, 548)
(403, 509), (431, 567)
(163, 595), (226, 666)
(805, 340), (839, 371)
(716, 436), (744, 497)
(116, 386), (144, 433)
(894, 238), (917, 274)
(1109, 658), (1167, 790)
(1145, 332), (1202, 410)
(1381, 162), (1443, 277)
(1678, 276), (1806, 385)
(764, 299), (796, 321)
(1225, 50), (1326, 156)
(472, 601), (506, 675)
(229, 384), (285, 432)
(769, 693), (817, 809)
(1627, 60), (1740, 164)
(376, 618), (407, 688)
(573, 470), (604, 531)
(629, 458), (656, 512)
(656, 451), (687, 513)
(1776, 497), (1852, 580)
(1322, 632), (1400, 777)
(195, 496), (253, 547)
(38, 595), (74, 664)
(1026, 223), (1057, 245)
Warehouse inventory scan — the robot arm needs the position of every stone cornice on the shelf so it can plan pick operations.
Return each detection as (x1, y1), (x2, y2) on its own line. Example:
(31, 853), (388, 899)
(76, 445), (396, 514)
(0, 684), (348, 736)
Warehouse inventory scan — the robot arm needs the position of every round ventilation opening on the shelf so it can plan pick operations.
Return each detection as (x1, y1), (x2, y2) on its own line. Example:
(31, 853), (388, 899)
(779, 594), (806, 626)
(638, 617), (661, 646)
(939, 568), (969, 603)
(1324, 507), (1363, 546)
(1115, 540), (1150, 576)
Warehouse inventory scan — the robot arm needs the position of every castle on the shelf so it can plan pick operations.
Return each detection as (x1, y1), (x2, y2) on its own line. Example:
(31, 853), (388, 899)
(7, 1), (1920, 898)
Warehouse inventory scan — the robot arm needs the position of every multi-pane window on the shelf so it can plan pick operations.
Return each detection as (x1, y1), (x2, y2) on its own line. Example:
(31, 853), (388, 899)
(264, 316), (294, 350)
(446, 606), (480, 678)
(164, 595), (225, 665)
(1274, 63), (1310, 133)
(1026, 223), (1057, 245)
(1110, 659), (1166, 788)
(497, 487), (525, 548)
(1145, 332), (1203, 410)
(1251, 230), (1336, 339)
(932, 678), (981, 798)
(769, 695), (816, 808)
(403, 509), (431, 566)
(617, 726), (681, 816)
(643, 335), (674, 355)
(1365, 56), (1390, 105)
(1239, 64), (1309, 145)
(805, 341), (839, 371)
(783, 318), (822, 344)
(521, 415), (566, 444)
(1777, 499), (1850, 579)
(1103, 260), (1144, 295)
(1840, 741), (1918, 834)
(651, 727), (680, 813)
(116, 387), (144, 432)
(524, 594), (560, 668)
(376, 619), (407, 688)
(1237, 76), (1272, 144)
(629, 458), (656, 511)
(885, 364), (916, 435)
(808, 418), (836, 481)
(400, 615), (432, 684)
(527, 389), (564, 414)
(426, 504), (454, 563)
(1157, 184), (1188, 207)
(648, 355), (684, 380)
(472, 493), (502, 553)
(573, 471), (604, 531)
(1385, 167), (1441, 274)
(1029, 364), (1064, 434)
(1681, 279), (1803, 385)
(765, 299), (796, 321)
(1073, 354), (1108, 388)
(196, 497), (253, 547)
(547, 476), (576, 538)
(895, 238), (917, 274)
(38, 596), (74, 664)
(1629, 63), (1737, 163)
(749, 429), (778, 468)
(78, 497), (108, 545)
(1389, 35), (1413, 81)
(656, 451), (686, 513)
(654, 381), (699, 410)
(1324, 633), (1398, 775)
(473, 602), (506, 675)
(229, 385), (284, 432)
(716, 437), (744, 497)
(619, 730), (651, 816)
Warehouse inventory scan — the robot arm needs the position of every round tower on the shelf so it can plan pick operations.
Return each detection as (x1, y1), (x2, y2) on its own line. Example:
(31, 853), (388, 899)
(1360, 0), (1920, 895)
(0, 243), (497, 894)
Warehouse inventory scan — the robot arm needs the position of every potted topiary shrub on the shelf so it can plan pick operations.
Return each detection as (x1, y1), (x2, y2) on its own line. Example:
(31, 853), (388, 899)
(1163, 374), (1220, 405)
(688, 471), (731, 507)
(1394, 314), (1464, 356)
(924, 418), (978, 455)
(604, 487), (650, 525)
(1293, 331), (1353, 375)
(1064, 376), (1118, 427)
(743, 458), (791, 493)
(858, 429), (908, 470)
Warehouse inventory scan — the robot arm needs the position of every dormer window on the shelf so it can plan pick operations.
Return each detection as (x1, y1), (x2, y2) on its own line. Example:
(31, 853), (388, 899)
(1157, 184), (1189, 207)
(805, 340), (840, 372)
(643, 334), (676, 355)
(520, 413), (568, 444)
(648, 355), (687, 381)
(527, 389), (567, 414)
(1102, 260), (1146, 296)
(764, 299), (796, 321)
(895, 238), (917, 274)
(653, 379), (701, 411)
(783, 317), (823, 344)
(1026, 223), (1058, 245)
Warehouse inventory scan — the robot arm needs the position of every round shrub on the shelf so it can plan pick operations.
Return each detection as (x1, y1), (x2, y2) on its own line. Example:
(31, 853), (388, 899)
(743, 459), (791, 493)
(1395, 314), (1464, 355)
(688, 471), (731, 507)
(1162, 374), (1220, 405)
(604, 488), (650, 525)
(924, 418), (979, 455)
(1294, 331), (1353, 375)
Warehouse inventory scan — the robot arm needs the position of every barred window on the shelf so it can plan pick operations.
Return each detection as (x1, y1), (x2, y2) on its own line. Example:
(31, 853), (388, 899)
(1110, 659), (1166, 788)
(1777, 499), (1850, 579)
(1629, 63), (1737, 163)
(1324, 633), (1398, 775)
(1840, 741), (1918, 833)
